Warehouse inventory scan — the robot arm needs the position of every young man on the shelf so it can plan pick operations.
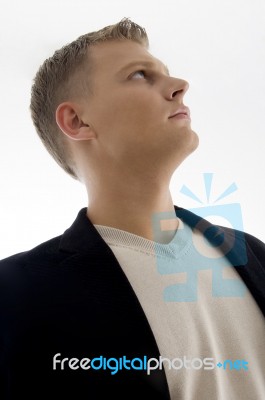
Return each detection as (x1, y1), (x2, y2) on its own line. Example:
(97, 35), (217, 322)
(0, 18), (264, 400)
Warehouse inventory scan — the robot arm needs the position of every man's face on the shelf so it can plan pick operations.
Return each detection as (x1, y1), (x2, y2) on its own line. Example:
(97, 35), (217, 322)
(80, 40), (198, 173)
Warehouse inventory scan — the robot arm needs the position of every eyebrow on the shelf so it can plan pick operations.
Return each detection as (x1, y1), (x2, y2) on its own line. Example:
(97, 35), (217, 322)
(117, 60), (170, 76)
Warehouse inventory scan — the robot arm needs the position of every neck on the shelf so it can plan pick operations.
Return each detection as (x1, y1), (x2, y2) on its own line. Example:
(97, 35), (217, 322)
(85, 172), (178, 242)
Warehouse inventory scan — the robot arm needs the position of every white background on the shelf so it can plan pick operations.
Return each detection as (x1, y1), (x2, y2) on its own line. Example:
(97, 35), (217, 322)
(0, 0), (264, 259)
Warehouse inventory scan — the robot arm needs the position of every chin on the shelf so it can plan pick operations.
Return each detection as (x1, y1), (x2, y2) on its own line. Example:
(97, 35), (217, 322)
(189, 129), (200, 152)
(171, 129), (199, 168)
(175, 126), (199, 154)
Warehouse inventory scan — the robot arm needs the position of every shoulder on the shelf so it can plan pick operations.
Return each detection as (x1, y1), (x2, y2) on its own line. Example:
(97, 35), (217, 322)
(220, 223), (265, 249)
(241, 229), (265, 258)
(212, 224), (265, 269)
(177, 205), (265, 265)
(0, 234), (65, 277)
(178, 205), (265, 254)
(0, 234), (69, 310)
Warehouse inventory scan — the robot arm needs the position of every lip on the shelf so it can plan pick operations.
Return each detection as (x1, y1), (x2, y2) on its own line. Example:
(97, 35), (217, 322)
(169, 106), (191, 119)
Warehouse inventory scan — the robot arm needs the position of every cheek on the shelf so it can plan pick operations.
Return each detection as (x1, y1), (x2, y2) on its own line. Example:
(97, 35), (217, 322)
(91, 89), (163, 140)
(118, 95), (163, 131)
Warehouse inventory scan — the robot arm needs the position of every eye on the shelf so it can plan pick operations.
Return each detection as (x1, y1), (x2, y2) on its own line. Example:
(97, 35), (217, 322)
(131, 70), (147, 79)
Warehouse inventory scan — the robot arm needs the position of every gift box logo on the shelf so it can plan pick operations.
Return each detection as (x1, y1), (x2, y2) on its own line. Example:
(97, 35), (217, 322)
(152, 173), (248, 302)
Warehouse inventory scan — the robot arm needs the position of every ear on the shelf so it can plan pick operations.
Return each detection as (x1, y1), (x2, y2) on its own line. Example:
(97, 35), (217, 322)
(55, 102), (96, 141)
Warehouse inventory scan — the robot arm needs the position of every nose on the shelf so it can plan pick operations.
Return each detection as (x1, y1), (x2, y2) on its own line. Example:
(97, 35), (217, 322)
(165, 77), (189, 101)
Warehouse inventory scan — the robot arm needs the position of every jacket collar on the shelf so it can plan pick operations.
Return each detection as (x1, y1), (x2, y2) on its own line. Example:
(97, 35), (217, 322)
(59, 206), (265, 317)
(59, 205), (246, 261)
(59, 207), (108, 254)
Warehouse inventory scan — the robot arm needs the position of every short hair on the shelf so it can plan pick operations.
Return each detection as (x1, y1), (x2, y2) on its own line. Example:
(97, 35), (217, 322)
(30, 18), (149, 181)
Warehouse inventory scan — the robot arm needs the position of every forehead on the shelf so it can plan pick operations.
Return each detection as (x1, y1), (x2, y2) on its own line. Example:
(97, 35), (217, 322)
(88, 40), (169, 76)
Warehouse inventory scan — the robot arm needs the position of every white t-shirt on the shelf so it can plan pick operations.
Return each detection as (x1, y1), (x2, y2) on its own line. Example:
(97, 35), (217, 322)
(94, 219), (265, 400)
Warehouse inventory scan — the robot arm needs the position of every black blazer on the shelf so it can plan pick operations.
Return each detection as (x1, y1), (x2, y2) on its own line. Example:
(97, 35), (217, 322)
(0, 206), (265, 399)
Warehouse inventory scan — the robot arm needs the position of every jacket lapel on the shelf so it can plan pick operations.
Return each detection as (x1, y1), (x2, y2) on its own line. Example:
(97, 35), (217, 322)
(175, 206), (265, 318)
(59, 207), (171, 398)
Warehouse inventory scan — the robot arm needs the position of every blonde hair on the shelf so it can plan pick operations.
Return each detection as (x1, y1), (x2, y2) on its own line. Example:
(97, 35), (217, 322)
(30, 18), (149, 180)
